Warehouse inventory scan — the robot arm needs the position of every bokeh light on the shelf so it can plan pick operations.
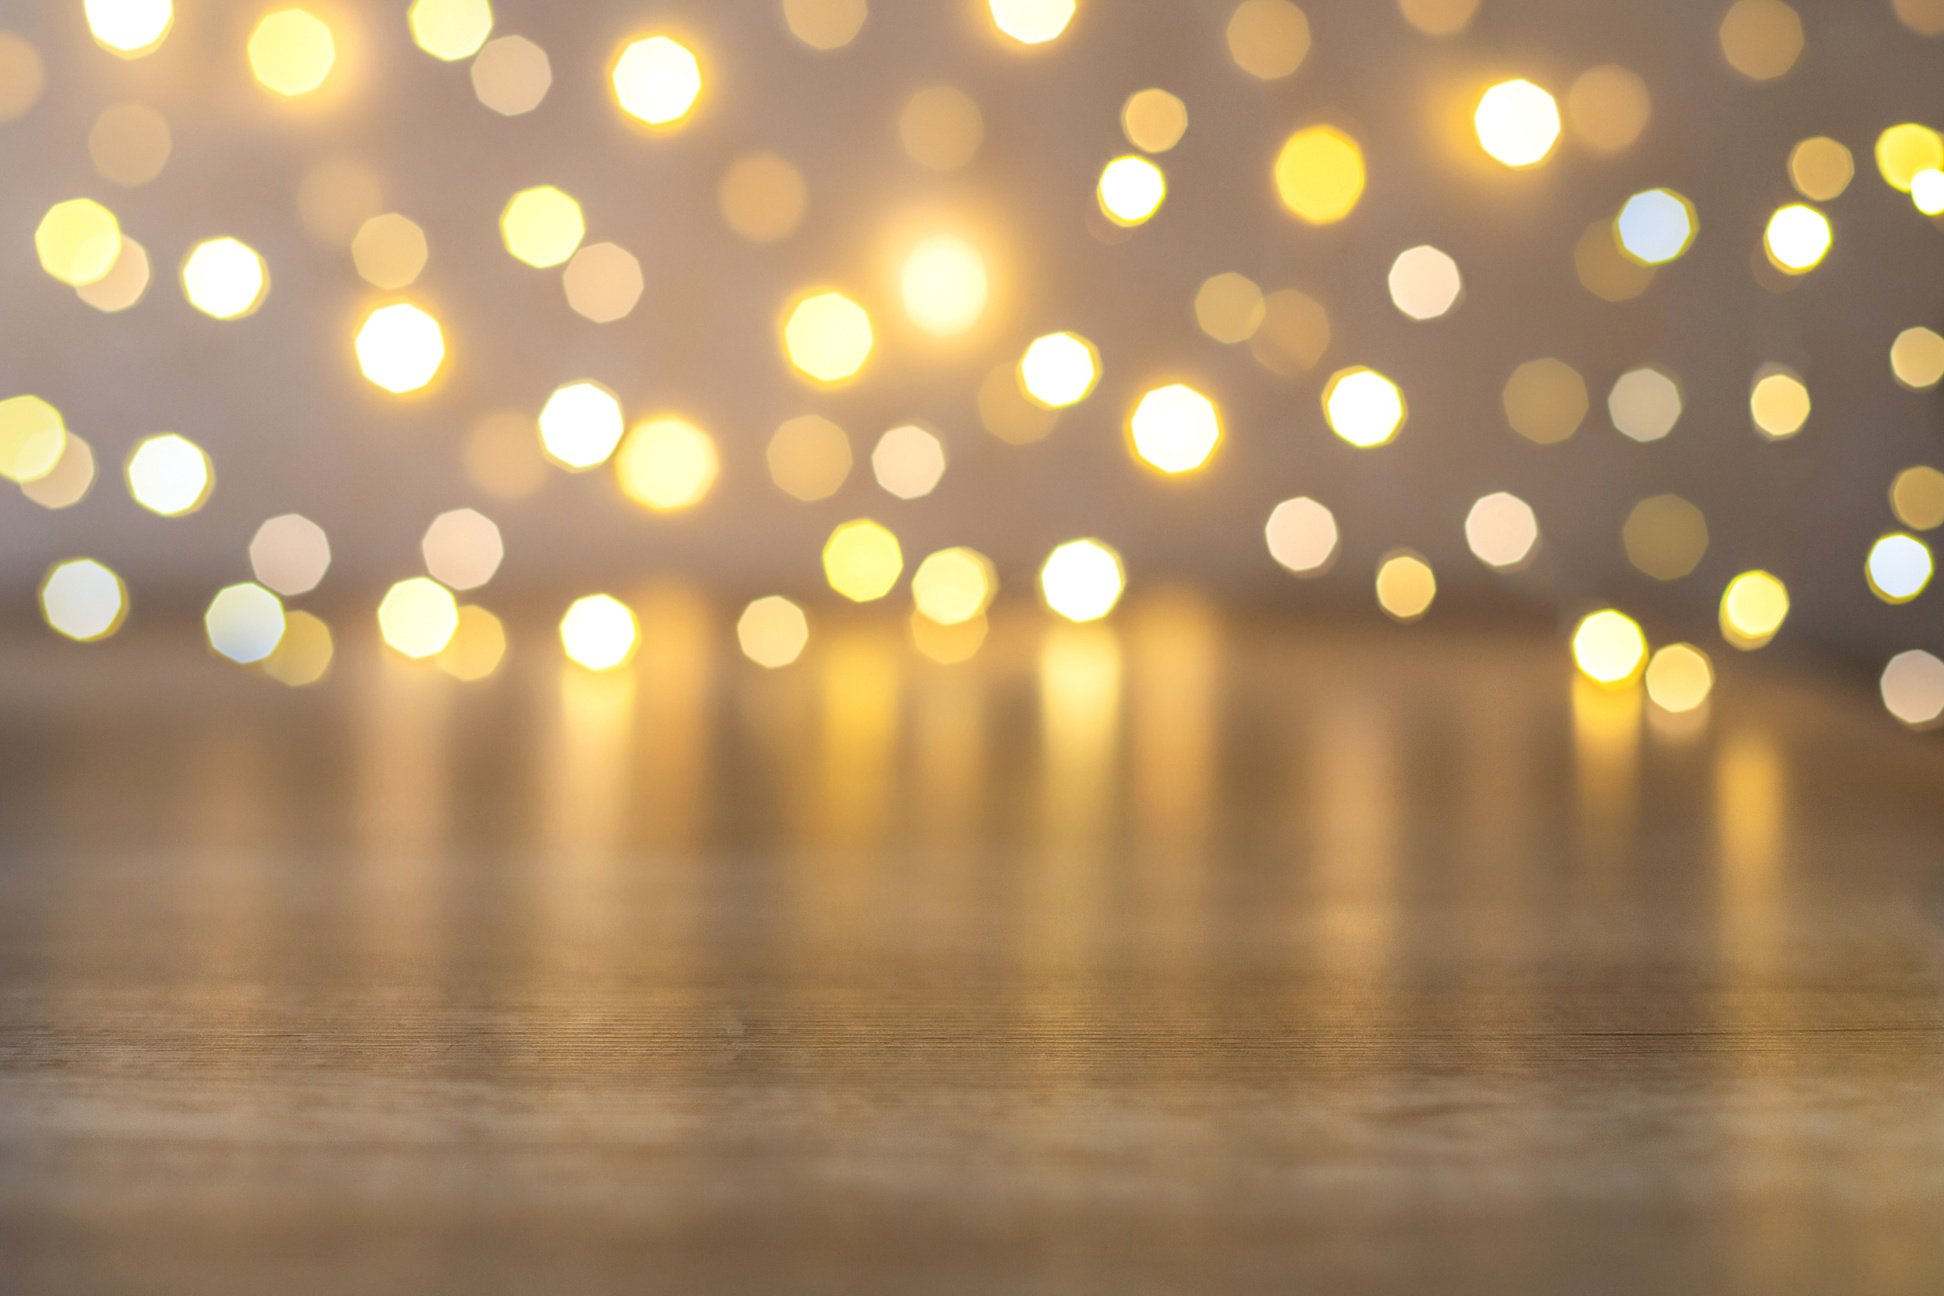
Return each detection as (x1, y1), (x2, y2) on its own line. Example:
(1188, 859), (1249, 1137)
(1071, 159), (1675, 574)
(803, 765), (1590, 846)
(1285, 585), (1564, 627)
(472, 36), (551, 115)
(768, 414), (852, 501)
(0, 33), (43, 122)
(1788, 135), (1853, 201)
(1865, 533), (1933, 604)
(21, 434), (95, 510)
(1565, 65), (1650, 154)
(1889, 327), (1944, 391)
(90, 104), (171, 187)
(1875, 123), (1944, 192)
(612, 35), (702, 126)
(500, 185), (584, 268)
(1762, 203), (1831, 274)
(900, 86), (983, 172)
(421, 508), (504, 590)
(76, 236), (151, 313)
(1624, 494), (1709, 581)
(1226, 0), (1310, 81)
(911, 547), (998, 625)
(1719, 570), (1790, 650)
(1880, 650), (1944, 728)
(1097, 155), (1166, 226)
(1914, 170), (1944, 216)
(1264, 496), (1338, 575)
(205, 583), (286, 665)
(436, 605), (506, 682)
(85, 0), (173, 57)
(1615, 188), (1697, 265)
(901, 235), (989, 336)
(378, 577), (461, 660)
(1374, 551), (1436, 622)
(823, 519), (904, 602)
(1474, 79), (1561, 168)
(1749, 368), (1809, 440)
(296, 158), (382, 246)
(355, 303), (445, 394)
(1895, 0), (1944, 35)
(0, 395), (68, 485)
(248, 9), (337, 98)
(1323, 366), (1405, 448)
(538, 381), (624, 470)
(352, 213), (428, 290)
(1890, 466), (1944, 531)
(559, 594), (637, 670)
(616, 416), (719, 511)
(262, 611), (334, 686)
(1040, 539), (1125, 623)
(1386, 245), (1462, 320)
(181, 237), (267, 320)
(910, 610), (988, 664)
(563, 242), (644, 323)
(1503, 358), (1588, 445)
(783, 290), (874, 383)
(871, 424), (947, 500)
(1645, 644), (1715, 714)
(1250, 288), (1332, 374)
(1129, 383), (1222, 474)
(1121, 88), (1187, 153)
(1273, 125), (1364, 223)
(981, 365), (1058, 444)
(737, 596), (810, 668)
(1575, 218), (1655, 302)
(1464, 492), (1539, 570)
(1608, 366), (1683, 442)
(409, 0), (493, 61)
(1398, 0), (1478, 36)
(1018, 331), (1099, 408)
(1195, 272), (1266, 344)
(719, 153), (807, 242)
(249, 513), (331, 596)
(125, 433), (212, 517)
(783, 0), (866, 51)
(1718, 0), (1803, 82)
(987, 0), (1075, 45)
(1572, 609), (1647, 687)
(40, 559), (127, 642)
(35, 199), (122, 287)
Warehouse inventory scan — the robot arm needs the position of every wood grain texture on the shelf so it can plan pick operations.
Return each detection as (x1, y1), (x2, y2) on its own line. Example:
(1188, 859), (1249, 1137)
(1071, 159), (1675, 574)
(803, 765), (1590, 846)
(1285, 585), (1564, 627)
(2, 601), (1942, 1294)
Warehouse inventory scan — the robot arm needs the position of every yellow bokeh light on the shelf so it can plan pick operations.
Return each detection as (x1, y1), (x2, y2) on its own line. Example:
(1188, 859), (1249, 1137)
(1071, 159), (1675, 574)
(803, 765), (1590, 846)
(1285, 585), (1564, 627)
(0, 395), (68, 485)
(720, 152), (807, 241)
(768, 414), (852, 501)
(1397, 0), (1478, 36)
(205, 582), (286, 665)
(1194, 272), (1266, 344)
(421, 508), (503, 590)
(871, 423), (947, 500)
(911, 547), (998, 625)
(1265, 496), (1338, 575)
(1749, 368), (1809, 439)
(1876, 124), (1944, 193)
(250, 513), (331, 595)
(1608, 366), (1683, 442)
(737, 596), (811, 669)
(1040, 539), (1125, 623)
(436, 605), (506, 682)
(40, 559), (127, 643)
(1387, 245), (1462, 320)
(1465, 491), (1539, 570)
(910, 609), (988, 664)
(463, 412), (546, 500)
(262, 610), (334, 686)
(499, 185), (584, 268)
(1895, 0), (1944, 35)
(563, 242), (644, 323)
(378, 577), (460, 660)
(823, 519), (904, 602)
(1374, 551), (1436, 622)
(900, 85), (984, 172)
(1250, 287), (1332, 374)
(616, 415), (719, 511)
(472, 35), (551, 115)
(351, 213), (428, 290)
(1273, 125), (1364, 223)
(1098, 155), (1166, 226)
(901, 235), (989, 336)
(125, 433), (212, 517)
(1474, 79), (1561, 168)
(355, 302), (445, 394)
(1574, 218), (1655, 302)
(85, 0), (173, 57)
(248, 9), (337, 98)
(1624, 494), (1709, 582)
(1572, 610), (1647, 687)
(1865, 533), (1933, 604)
(1323, 366), (1406, 448)
(1788, 136), (1853, 201)
(612, 35), (701, 126)
(1502, 358), (1588, 445)
(1645, 644), (1714, 714)
(538, 381), (624, 470)
(783, 290), (874, 384)
(981, 365), (1058, 444)
(0, 33), (43, 122)
(560, 595), (637, 671)
(35, 199), (122, 288)
(1890, 326), (1944, 390)
(1121, 88), (1187, 153)
(1565, 65), (1650, 154)
(1914, 169), (1944, 216)
(988, 0), (1075, 45)
(1881, 650), (1944, 729)
(76, 236), (151, 313)
(1891, 465), (1944, 531)
(1615, 188), (1697, 266)
(1718, 0), (1803, 81)
(1763, 203), (1831, 273)
(22, 434), (96, 510)
(1018, 331), (1099, 408)
(1129, 383), (1222, 474)
(1719, 571), (1790, 650)
(90, 103), (171, 187)
(1226, 0), (1310, 81)
(783, 0), (866, 50)
(181, 237), (267, 320)
(409, 0), (493, 61)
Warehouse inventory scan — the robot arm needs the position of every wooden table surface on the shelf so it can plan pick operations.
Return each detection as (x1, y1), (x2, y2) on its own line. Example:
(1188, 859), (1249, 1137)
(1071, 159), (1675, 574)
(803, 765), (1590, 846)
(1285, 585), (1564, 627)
(3, 593), (1942, 1294)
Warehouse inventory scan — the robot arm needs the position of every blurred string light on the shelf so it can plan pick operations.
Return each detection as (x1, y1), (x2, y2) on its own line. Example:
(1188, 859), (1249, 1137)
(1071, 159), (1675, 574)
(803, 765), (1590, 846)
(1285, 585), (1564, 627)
(1097, 155), (1166, 226)
(1503, 358), (1587, 445)
(1789, 136), (1853, 201)
(1121, 89), (1186, 153)
(1265, 496), (1338, 575)
(40, 559), (127, 642)
(900, 86), (983, 171)
(1615, 188), (1697, 265)
(1251, 288), (1331, 374)
(720, 153), (808, 241)
(910, 608), (988, 664)
(538, 381), (623, 469)
(559, 594), (637, 670)
(611, 35), (702, 126)
(1763, 203), (1831, 273)
(1040, 539), (1124, 622)
(871, 424), (946, 499)
(1895, 0), (1944, 35)
(1565, 65), (1650, 154)
(1322, 366), (1405, 447)
(783, 289), (874, 383)
(22, 434), (95, 509)
(85, 0), (173, 58)
(1881, 650), (1944, 728)
(784, 0), (867, 51)
(1912, 169), (1944, 216)
(0, 395), (68, 484)
(181, 237), (267, 319)
(900, 235), (989, 336)
(1017, 331), (1099, 407)
(1890, 327), (1944, 390)
(249, 513), (331, 595)
(355, 303), (445, 394)
(1865, 533), (1933, 604)
(1749, 367), (1809, 439)
(1624, 494), (1709, 581)
(421, 508), (504, 589)
(76, 236), (151, 312)
(1891, 466), (1944, 531)
(1226, 0), (1310, 81)
(500, 185), (584, 268)
(1608, 366), (1683, 442)
(124, 433), (211, 516)
(987, 0), (1076, 46)
(1645, 644), (1714, 714)
(36, 199), (122, 286)
(1720, 570), (1790, 650)
(1386, 245), (1462, 320)
(1473, 79), (1561, 168)
(768, 415), (851, 501)
(408, 0), (493, 61)
(564, 243), (644, 322)
(982, 364), (1058, 443)
(437, 605), (506, 682)
(737, 596), (810, 668)
(247, 9), (337, 98)
(823, 519), (904, 601)
(1398, 0), (1478, 37)
(1274, 125), (1364, 223)
(0, 34), (43, 121)
(1374, 551), (1435, 621)
(205, 582), (286, 664)
(352, 213), (428, 290)
(90, 104), (171, 187)
(379, 577), (460, 658)
(262, 610), (333, 686)
(1464, 492), (1539, 570)
(1128, 383), (1221, 474)
(472, 36), (551, 115)
(1874, 123), (1943, 192)
(1572, 609), (1647, 686)
(1718, 0), (1803, 81)
(616, 416), (719, 511)
(911, 547), (998, 625)
(1195, 272), (1265, 344)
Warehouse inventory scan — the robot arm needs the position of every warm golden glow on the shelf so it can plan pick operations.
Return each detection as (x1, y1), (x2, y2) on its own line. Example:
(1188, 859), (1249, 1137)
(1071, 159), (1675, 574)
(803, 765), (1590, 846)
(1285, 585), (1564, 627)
(1749, 368), (1809, 440)
(1881, 650), (1944, 728)
(1624, 494), (1709, 581)
(250, 513), (331, 596)
(472, 35), (550, 115)
(0, 34), (43, 122)
(351, 213), (428, 290)
(1194, 273), (1265, 343)
(1128, 383), (1222, 474)
(1865, 533), (1933, 604)
(1565, 65), (1650, 154)
(0, 395), (68, 485)
(21, 434), (95, 510)
(421, 508), (503, 590)
(1891, 465), (1944, 531)
(1608, 366), (1683, 442)
(1273, 125), (1364, 223)
(783, 0), (866, 50)
(1018, 331), (1099, 408)
(85, 0), (173, 57)
(1718, 0), (1803, 81)
(409, 0), (493, 61)
(563, 242), (644, 323)
(1572, 609), (1647, 686)
(205, 583), (286, 665)
(737, 596), (811, 668)
(1719, 571), (1790, 650)
(987, 0), (1076, 45)
(39, 559), (127, 642)
(1876, 123), (1944, 193)
(911, 547), (997, 626)
(499, 185), (584, 268)
(1645, 644), (1713, 714)
(1386, 245), (1462, 320)
(823, 519), (904, 602)
(1264, 496), (1337, 575)
(1474, 79), (1561, 168)
(1788, 136), (1853, 201)
(125, 433), (212, 517)
(911, 610), (988, 664)
(35, 199), (122, 287)
(263, 611), (334, 686)
(90, 103), (171, 187)
(1097, 155), (1166, 226)
(616, 415), (719, 511)
(75, 236), (151, 313)
(611, 35), (701, 126)
(1502, 358), (1587, 445)
(783, 290), (874, 383)
(1397, 0), (1478, 36)
(378, 577), (460, 660)
(538, 381), (624, 470)
(297, 158), (382, 246)
(719, 153), (807, 242)
(1250, 288), (1331, 374)
(559, 594), (638, 670)
(355, 303), (445, 394)
(181, 237), (267, 320)
(1890, 327), (1944, 391)
(900, 235), (989, 336)
(1040, 539), (1125, 623)
(768, 414), (852, 501)
(900, 86), (984, 172)
(1226, 0), (1310, 80)
(248, 9), (337, 98)
(1323, 366), (1405, 448)
(1762, 203), (1831, 273)
(1615, 188), (1697, 265)
(871, 424), (947, 500)
(437, 605), (506, 682)
(1464, 492), (1539, 570)
(1121, 88), (1187, 153)
(1374, 551), (1436, 622)
(1574, 218), (1655, 302)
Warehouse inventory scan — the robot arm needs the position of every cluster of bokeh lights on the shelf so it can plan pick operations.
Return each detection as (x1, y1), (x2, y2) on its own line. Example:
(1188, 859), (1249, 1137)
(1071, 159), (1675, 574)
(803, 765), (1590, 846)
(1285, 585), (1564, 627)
(8, 0), (1944, 733)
